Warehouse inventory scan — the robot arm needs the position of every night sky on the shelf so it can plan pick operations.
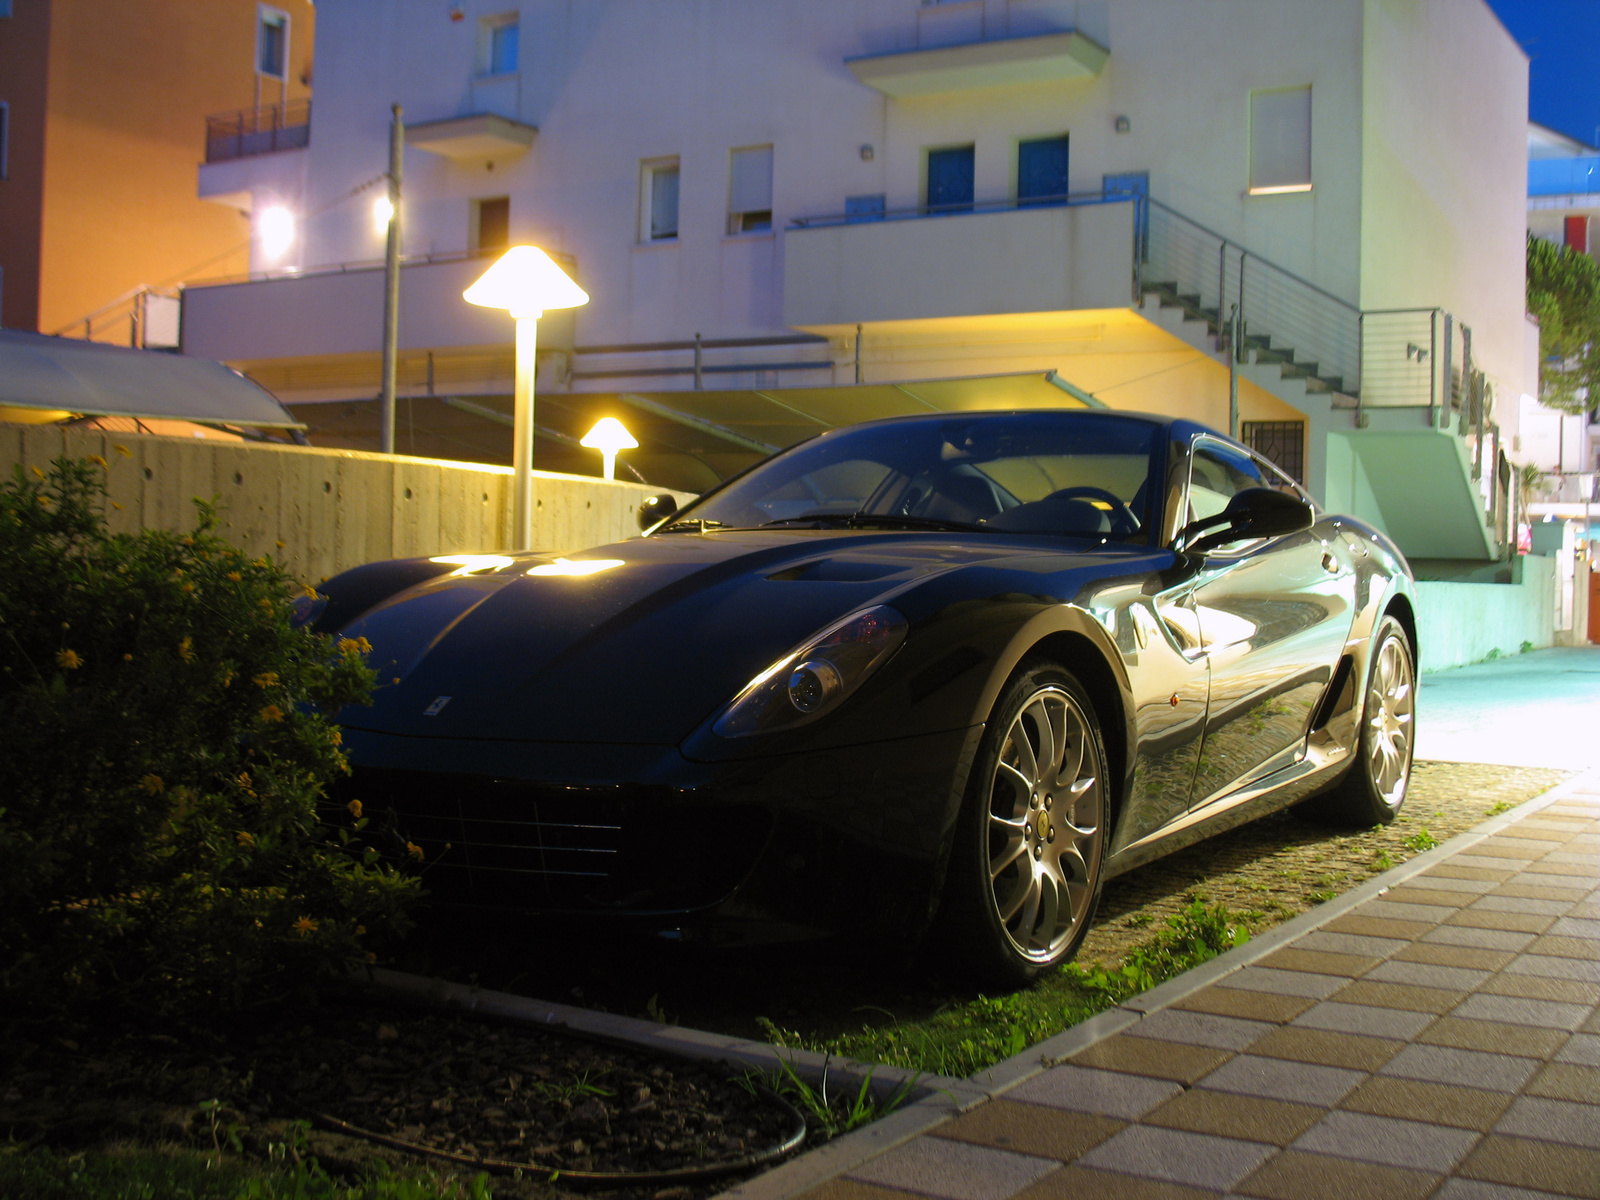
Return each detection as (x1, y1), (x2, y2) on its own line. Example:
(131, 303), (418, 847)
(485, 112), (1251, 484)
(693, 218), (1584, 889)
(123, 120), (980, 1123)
(1487, 0), (1600, 148)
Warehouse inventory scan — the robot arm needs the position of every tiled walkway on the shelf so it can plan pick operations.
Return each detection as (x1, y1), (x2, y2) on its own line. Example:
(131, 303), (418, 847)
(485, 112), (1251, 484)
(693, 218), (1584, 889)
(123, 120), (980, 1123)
(795, 785), (1600, 1200)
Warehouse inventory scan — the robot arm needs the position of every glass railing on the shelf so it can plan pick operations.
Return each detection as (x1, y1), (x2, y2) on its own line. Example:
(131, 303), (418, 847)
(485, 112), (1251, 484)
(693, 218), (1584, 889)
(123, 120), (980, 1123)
(1528, 156), (1600, 198)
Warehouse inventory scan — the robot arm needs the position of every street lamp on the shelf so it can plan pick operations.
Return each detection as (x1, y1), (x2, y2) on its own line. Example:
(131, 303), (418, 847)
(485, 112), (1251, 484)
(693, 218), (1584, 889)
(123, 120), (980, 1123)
(580, 417), (638, 481)
(463, 246), (590, 551)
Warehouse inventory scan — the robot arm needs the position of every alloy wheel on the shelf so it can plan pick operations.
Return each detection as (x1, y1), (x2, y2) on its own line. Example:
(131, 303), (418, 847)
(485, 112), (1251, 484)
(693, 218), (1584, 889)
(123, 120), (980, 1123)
(1366, 633), (1414, 808)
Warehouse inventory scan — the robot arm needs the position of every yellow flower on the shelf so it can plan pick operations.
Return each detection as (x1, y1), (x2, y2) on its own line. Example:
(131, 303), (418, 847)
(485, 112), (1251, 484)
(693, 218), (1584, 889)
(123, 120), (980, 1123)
(112, 502), (123, 510)
(141, 774), (165, 795)
(347, 799), (363, 819)
(182, 537), (194, 546)
(275, 540), (286, 549)
(330, 729), (343, 746)
(405, 842), (424, 862)
(236, 830), (255, 847)
(181, 582), (195, 594)
(293, 916), (318, 936)
(237, 771), (254, 795)
(225, 571), (242, 582)
(258, 704), (285, 723)
(87, 455), (108, 469)
(122, 653), (133, 662)
(177, 636), (194, 662)
(258, 598), (273, 611)
(113, 444), (132, 458)
(365, 952), (377, 963)
(55, 649), (83, 670)
(253, 672), (279, 689)
(29, 466), (43, 479)
(220, 669), (234, 688)
(355, 925), (366, 936)
(337, 636), (373, 656)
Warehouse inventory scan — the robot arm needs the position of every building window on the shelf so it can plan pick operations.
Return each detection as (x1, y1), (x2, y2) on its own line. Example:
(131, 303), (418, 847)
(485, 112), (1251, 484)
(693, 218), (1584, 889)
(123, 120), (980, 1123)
(641, 158), (679, 241)
(1249, 86), (1311, 194)
(1017, 135), (1069, 205)
(257, 6), (289, 79)
(481, 13), (519, 76)
(926, 144), (974, 213)
(1242, 420), (1306, 484)
(727, 145), (773, 234)
(0, 102), (8, 181)
(474, 196), (510, 256)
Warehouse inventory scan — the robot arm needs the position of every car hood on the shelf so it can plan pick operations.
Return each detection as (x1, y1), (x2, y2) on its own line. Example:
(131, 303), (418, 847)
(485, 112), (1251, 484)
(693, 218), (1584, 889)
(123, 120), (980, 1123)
(335, 530), (1102, 744)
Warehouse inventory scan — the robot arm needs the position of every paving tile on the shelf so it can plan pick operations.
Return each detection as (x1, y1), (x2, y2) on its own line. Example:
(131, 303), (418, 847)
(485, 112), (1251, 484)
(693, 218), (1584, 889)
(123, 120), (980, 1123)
(1504, 953), (1600, 983)
(1013, 1164), (1220, 1200)
(1523, 859), (1600, 879)
(1530, 935), (1600, 962)
(1454, 854), (1544, 874)
(1491, 1094), (1600, 1152)
(1472, 895), (1576, 916)
(1477, 837), (1565, 858)
(1067, 1037), (1232, 1087)
(1215, 968), (1347, 999)
(1554, 1033), (1600, 1066)
(1417, 1017), (1571, 1059)
(1480, 971), (1600, 1006)
(1526, 1062), (1600, 1105)
(1444, 908), (1555, 934)
(1452, 992), (1592, 1031)
(1382, 886), (1469, 909)
(847, 1133), (1061, 1200)
(932, 1100), (1123, 1162)
(1258, 948), (1381, 978)
(1518, 818), (1590, 832)
(1393, 942), (1514, 972)
(1142, 1089), (1323, 1147)
(1552, 915), (1600, 937)
(1294, 931), (1406, 959)
(1075, 1124), (1277, 1191)
(1584, 1009), (1600, 1035)
(1197, 1053), (1365, 1106)
(1545, 851), (1600, 865)
(1491, 881), (1591, 902)
(1330, 980), (1465, 1014)
(1172, 987), (1314, 1025)
(1364, 959), (1491, 991)
(1459, 1134), (1600, 1199)
(1324, 914), (1438, 941)
(1405, 874), (1497, 895)
(1006, 1065), (1183, 1120)
(1427, 864), (1515, 883)
(1291, 1001), (1435, 1041)
(1420, 924), (1535, 952)
(1435, 1179), (1581, 1200)
(1378, 1043), (1539, 1092)
(1289, 1109), (1479, 1172)
(1338, 1074), (1512, 1131)
(1125, 1008), (1275, 1052)
(1234, 1149), (1438, 1200)
(1359, 900), (1452, 924)
(1247, 1026), (1403, 1072)
(803, 1179), (924, 1200)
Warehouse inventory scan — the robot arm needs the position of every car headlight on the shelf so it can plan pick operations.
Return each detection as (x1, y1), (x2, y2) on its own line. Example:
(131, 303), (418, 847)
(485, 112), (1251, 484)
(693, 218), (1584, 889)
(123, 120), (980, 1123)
(713, 605), (908, 738)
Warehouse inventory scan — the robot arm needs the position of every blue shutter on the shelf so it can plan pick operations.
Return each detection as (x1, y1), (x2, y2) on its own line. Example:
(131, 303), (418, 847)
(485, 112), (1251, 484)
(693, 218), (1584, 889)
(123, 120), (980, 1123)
(1017, 136), (1069, 205)
(926, 146), (974, 213)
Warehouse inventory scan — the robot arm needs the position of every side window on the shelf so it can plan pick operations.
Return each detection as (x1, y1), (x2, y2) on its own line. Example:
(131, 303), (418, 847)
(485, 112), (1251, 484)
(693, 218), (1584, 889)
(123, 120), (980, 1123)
(926, 144), (975, 213)
(1017, 135), (1069, 205)
(1249, 86), (1311, 194)
(473, 196), (510, 256)
(1187, 440), (1263, 524)
(727, 145), (773, 234)
(480, 13), (520, 76)
(257, 5), (289, 79)
(641, 158), (680, 241)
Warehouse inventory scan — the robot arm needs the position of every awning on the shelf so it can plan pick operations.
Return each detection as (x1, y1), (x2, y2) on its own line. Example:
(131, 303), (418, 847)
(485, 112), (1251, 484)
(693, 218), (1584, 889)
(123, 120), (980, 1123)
(0, 329), (303, 429)
(846, 31), (1109, 97)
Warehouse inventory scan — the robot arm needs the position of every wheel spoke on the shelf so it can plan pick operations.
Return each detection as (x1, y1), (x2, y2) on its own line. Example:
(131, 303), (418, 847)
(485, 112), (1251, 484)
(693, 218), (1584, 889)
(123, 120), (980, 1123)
(1012, 875), (1042, 940)
(990, 835), (1028, 879)
(1028, 699), (1060, 786)
(1008, 726), (1040, 791)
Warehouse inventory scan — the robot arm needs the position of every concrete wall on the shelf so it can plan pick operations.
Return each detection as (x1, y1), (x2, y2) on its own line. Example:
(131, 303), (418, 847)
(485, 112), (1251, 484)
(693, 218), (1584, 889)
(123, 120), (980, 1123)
(1415, 555), (1557, 673)
(0, 425), (687, 585)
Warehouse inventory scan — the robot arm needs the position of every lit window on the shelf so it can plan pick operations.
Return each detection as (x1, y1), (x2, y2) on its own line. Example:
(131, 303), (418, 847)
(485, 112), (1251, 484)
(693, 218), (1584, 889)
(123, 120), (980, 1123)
(474, 196), (510, 255)
(1249, 86), (1312, 194)
(727, 145), (773, 234)
(642, 158), (680, 241)
(258, 6), (289, 79)
(481, 14), (519, 75)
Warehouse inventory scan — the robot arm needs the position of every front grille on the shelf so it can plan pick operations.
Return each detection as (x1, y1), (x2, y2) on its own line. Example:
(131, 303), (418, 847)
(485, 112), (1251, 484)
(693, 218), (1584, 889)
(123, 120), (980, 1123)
(333, 768), (770, 913)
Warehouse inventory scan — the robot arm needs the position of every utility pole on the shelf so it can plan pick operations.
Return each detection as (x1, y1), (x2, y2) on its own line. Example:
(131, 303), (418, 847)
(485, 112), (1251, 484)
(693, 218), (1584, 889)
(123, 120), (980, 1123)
(379, 103), (403, 455)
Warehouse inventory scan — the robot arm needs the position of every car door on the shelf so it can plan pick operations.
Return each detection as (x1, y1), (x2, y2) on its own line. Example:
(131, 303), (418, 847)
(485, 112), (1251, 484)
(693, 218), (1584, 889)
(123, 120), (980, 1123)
(1184, 438), (1358, 808)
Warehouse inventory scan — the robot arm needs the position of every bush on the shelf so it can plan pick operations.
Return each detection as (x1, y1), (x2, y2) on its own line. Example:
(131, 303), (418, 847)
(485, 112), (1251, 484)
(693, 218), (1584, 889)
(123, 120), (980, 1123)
(0, 454), (418, 1021)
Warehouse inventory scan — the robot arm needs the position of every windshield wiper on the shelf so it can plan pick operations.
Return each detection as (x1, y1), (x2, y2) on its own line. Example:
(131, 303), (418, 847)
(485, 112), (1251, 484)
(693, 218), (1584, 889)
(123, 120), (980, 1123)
(656, 518), (728, 534)
(759, 511), (989, 533)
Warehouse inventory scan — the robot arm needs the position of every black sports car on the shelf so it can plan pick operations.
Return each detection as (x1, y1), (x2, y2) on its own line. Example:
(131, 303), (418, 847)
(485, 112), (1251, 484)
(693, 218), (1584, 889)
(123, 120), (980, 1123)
(312, 410), (1417, 985)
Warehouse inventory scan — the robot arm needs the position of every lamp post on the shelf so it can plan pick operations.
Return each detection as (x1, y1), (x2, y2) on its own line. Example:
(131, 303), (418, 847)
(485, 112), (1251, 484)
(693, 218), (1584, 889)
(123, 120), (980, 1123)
(463, 246), (590, 551)
(580, 417), (638, 481)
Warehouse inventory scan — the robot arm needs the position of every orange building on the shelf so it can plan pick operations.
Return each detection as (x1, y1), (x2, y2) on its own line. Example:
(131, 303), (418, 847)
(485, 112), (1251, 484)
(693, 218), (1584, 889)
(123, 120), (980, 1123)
(0, 0), (313, 340)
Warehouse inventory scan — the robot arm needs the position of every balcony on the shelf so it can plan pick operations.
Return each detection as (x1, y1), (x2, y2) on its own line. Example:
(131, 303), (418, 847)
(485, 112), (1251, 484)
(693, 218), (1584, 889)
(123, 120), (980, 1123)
(782, 193), (1136, 330)
(204, 99), (311, 164)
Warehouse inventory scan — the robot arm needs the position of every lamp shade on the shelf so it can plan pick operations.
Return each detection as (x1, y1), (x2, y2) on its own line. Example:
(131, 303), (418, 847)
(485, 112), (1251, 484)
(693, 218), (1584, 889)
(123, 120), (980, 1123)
(579, 417), (639, 453)
(463, 246), (590, 318)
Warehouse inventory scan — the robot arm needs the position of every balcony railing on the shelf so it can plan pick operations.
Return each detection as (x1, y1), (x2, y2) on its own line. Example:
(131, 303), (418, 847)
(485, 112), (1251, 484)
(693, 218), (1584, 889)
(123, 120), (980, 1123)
(789, 189), (1126, 229)
(204, 99), (311, 163)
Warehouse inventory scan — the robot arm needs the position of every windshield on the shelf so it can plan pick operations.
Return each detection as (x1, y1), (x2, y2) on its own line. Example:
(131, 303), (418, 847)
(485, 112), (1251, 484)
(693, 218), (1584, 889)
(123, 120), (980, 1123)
(659, 413), (1164, 543)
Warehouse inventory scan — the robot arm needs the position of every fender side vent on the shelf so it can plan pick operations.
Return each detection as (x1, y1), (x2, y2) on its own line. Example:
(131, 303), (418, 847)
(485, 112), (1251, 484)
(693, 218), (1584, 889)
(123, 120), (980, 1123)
(1310, 653), (1355, 731)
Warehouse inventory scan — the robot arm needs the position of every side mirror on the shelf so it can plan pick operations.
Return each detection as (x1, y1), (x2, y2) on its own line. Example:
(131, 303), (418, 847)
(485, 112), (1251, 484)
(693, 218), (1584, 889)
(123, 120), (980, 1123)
(1178, 487), (1314, 554)
(637, 493), (679, 531)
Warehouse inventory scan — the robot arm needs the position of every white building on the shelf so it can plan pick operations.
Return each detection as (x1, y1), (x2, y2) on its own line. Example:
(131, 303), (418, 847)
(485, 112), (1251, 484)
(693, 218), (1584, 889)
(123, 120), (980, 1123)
(183, 0), (1530, 566)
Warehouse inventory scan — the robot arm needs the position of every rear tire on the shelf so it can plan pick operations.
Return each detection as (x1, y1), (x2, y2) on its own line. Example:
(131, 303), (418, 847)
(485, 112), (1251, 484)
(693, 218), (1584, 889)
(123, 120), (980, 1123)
(1313, 615), (1415, 826)
(936, 662), (1107, 989)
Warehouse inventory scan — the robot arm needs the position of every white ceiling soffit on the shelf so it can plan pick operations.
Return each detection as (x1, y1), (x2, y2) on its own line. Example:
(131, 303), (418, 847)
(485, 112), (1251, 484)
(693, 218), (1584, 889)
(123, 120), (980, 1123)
(847, 31), (1109, 98)
(0, 330), (303, 428)
(406, 113), (537, 160)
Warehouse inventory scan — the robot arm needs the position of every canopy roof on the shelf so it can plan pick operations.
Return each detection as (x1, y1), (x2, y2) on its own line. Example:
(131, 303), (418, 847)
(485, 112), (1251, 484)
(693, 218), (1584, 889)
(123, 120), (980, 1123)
(0, 330), (302, 429)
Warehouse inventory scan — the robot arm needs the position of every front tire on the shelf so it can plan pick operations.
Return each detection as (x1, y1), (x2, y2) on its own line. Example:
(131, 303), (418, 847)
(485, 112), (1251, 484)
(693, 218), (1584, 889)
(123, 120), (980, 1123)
(1316, 615), (1416, 826)
(937, 662), (1107, 989)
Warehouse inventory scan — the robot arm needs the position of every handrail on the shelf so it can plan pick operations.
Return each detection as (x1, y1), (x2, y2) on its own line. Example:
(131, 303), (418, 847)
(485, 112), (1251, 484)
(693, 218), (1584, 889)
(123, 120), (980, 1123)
(789, 189), (1126, 229)
(181, 247), (574, 290)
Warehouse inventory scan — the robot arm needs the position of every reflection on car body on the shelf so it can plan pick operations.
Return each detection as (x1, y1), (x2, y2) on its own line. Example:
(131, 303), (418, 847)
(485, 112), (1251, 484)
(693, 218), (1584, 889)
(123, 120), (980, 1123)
(311, 411), (1418, 986)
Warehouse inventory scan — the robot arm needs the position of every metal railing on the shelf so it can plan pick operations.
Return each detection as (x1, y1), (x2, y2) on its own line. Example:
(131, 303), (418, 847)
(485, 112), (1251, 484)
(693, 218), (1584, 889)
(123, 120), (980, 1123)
(788, 190), (1129, 229)
(204, 99), (311, 163)
(50, 284), (182, 349)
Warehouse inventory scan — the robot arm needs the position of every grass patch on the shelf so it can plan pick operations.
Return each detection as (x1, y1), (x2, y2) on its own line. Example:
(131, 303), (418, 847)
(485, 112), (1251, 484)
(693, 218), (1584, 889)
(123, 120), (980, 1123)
(754, 899), (1251, 1079)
